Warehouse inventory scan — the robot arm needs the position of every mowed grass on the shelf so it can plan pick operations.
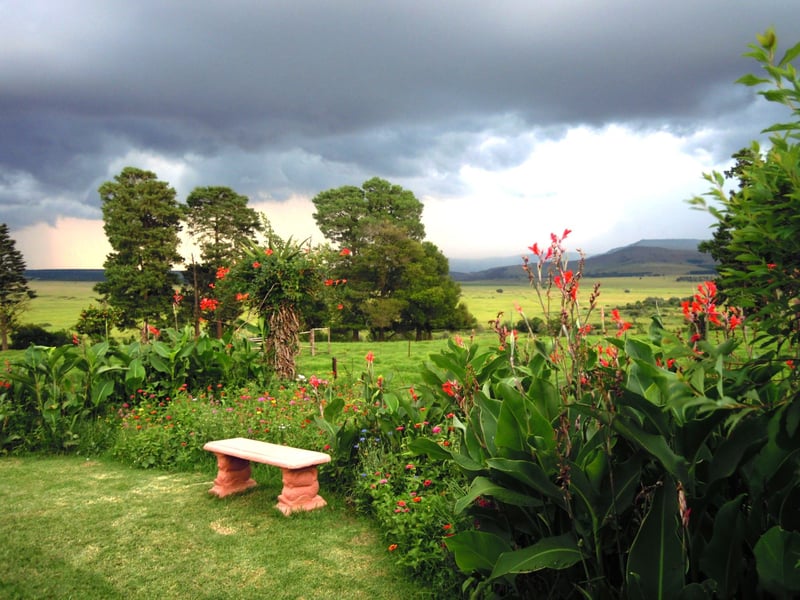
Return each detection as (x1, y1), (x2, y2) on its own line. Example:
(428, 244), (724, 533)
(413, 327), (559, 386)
(0, 456), (428, 600)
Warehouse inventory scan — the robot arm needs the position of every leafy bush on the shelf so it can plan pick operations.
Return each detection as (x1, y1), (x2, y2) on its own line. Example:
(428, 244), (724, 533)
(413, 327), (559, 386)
(11, 324), (72, 349)
(409, 230), (800, 598)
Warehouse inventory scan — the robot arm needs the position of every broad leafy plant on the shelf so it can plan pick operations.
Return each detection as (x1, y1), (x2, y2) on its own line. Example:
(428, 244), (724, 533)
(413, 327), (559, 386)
(412, 228), (800, 598)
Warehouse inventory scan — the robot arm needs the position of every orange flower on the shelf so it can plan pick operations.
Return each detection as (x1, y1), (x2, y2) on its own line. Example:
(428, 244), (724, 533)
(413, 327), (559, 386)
(339, 248), (352, 256)
(388, 544), (398, 551)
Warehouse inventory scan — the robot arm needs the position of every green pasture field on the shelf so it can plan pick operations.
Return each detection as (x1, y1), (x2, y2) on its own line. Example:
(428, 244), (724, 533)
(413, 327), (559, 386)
(15, 276), (701, 383)
(25, 276), (700, 333)
(459, 276), (699, 326)
(25, 280), (99, 331)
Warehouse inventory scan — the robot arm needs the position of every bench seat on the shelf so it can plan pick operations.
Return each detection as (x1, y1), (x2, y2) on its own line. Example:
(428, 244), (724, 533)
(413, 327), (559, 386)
(203, 437), (331, 515)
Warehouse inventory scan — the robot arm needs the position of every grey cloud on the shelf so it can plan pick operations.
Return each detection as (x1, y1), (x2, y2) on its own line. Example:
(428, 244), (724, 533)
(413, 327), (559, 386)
(2, 0), (800, 231)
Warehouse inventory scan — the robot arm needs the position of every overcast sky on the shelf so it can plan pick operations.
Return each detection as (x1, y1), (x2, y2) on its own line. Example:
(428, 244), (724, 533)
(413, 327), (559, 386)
(3, 1), (800, 268)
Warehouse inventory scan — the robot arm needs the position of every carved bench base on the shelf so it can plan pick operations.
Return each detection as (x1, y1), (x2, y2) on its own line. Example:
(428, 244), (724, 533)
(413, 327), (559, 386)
(204, 438), (331, 516)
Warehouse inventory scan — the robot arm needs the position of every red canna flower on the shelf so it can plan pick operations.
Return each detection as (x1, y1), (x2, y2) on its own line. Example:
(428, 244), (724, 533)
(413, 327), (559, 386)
(365, 351), (374, 363)
(340, 248), (352, 256)
(252, 261), (261, 269)
(200, 298), (219, 311)
(215, 266), (230, 280)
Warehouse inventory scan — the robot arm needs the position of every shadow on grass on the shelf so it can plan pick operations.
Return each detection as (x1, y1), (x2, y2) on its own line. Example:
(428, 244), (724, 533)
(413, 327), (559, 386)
(0, 456), (429, 600)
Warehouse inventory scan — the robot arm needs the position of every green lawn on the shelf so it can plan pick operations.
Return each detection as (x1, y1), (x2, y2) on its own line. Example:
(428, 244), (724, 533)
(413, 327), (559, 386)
(0, 456), (428, 599)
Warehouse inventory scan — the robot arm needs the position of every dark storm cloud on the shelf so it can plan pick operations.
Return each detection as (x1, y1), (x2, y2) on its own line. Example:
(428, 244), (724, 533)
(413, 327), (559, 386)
(2, 0), (800, 230)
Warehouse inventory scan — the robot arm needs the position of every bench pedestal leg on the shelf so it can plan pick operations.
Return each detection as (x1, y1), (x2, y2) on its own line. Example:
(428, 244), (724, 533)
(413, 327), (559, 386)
(208, 453), (257, 498)
(276, 465), (327, 516)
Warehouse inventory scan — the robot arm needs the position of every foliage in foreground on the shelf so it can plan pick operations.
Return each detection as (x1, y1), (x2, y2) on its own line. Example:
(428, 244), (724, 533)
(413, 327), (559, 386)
(4, 29), (800, 599)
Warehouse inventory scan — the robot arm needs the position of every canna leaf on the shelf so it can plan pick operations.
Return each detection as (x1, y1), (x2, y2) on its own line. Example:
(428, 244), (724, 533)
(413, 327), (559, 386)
(626, 482), (684, 600)
(445, 530), (513, 575)
(754, 527), (800, 595)
(490, 533), (584, 579)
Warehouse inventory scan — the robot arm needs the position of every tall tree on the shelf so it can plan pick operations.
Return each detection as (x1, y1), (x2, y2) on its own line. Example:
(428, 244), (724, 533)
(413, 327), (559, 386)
(95, 167), (183, 341)
(0, 223), (36, 351)
(184, 186), (263, 336)
(185, 186), (262, 265)
(312, 177), (425, 253)
(313, 178), (472, 339)
(691, 29), (800, 351)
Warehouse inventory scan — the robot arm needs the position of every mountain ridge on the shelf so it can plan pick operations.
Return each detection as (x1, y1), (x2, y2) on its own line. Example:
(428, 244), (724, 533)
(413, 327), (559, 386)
(450, 238), (714, 281)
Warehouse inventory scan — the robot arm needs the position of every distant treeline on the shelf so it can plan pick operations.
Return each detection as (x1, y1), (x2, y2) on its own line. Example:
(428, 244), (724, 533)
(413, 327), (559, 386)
(25, 269), (186, 282)
(26, 269), (106, 282)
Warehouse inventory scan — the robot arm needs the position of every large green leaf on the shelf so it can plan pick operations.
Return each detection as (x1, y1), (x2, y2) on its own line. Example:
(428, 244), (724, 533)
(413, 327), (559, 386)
(454, 476), (543, 513)
(486, 457), (566, 508)
(408, 436), (453, 461)
(490, 533), (584, 579)
(601, 456), (643, 523)
(699, 494), (746, 598)
(494, 383), (527, 452)
(445, 530), (513, 575)
(89, 378), (115, 408)
(753, 526), (800, 595)
(626, 482), (684, 600)
(610, 416), (690, 485)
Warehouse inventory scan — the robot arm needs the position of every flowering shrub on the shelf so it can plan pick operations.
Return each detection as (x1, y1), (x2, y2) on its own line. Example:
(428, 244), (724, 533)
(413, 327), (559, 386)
(353, 438), (465, 595)
(111, 383), (330, 470)
(410, 231), (800, 598)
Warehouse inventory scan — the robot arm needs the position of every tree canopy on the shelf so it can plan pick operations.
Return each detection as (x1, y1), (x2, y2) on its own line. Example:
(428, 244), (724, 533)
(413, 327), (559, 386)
(313, 178), (473, 339)
(95, 167), (183, 339)
(691, 29), (800, 351)
(184, 185), (264, 337)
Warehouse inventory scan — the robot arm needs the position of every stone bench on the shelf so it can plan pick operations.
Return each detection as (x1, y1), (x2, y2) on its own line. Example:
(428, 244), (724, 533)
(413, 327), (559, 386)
(203, 437), (331, 516)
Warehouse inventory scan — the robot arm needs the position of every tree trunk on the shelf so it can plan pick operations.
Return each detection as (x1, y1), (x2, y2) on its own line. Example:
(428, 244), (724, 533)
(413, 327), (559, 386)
(266, 304), (300, 380)
(0, 314), (8, 352)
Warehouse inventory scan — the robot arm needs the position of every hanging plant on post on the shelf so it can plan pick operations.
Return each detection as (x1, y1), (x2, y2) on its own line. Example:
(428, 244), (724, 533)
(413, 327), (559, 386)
(222, 236), (330, 380)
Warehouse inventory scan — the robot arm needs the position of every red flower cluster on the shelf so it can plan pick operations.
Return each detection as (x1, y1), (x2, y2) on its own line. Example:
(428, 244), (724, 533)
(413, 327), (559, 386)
(339, 248), (351, 256)
(554, 269), (579, 301)
(199, 297), (219, 311)
(215, 266), (230, 280)
(682, 281), (743, 333)
(324, 278), (348, 286)
(611, 308), (632, 337)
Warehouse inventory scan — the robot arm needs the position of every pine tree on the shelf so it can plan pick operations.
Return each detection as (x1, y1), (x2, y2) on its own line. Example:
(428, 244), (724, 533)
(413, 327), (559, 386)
(0, 223), (36, 351)
(95, 167), (183, 341)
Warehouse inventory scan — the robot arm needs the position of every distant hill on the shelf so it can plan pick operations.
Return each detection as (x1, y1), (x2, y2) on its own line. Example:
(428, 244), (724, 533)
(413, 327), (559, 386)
(450, 239), (715, 281)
